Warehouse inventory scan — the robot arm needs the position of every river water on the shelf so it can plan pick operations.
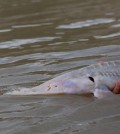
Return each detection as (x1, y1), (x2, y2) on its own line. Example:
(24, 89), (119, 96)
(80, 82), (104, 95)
(0, 0), (120, 134)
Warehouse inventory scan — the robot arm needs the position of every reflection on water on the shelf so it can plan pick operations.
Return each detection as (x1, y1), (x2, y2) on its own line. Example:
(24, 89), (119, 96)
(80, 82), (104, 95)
(94, 32), (120, 39)
(0, 29), (12, 33)
(0, 0), (120, 133)
(57, 18), (115, 29)
(0, 37), (60, 49)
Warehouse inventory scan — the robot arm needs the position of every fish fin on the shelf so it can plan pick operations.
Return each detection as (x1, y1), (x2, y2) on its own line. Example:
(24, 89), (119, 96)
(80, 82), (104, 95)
(93, 85), (113, 99)
(112, 79), (120, 94)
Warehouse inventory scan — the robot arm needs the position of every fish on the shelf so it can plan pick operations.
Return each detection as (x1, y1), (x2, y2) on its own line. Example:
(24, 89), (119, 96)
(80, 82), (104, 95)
(6, 60), (120, 98)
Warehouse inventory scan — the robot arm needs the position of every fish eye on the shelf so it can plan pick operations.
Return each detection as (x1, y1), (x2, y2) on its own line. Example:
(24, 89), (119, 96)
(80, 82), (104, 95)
(88, 76), (94, 83)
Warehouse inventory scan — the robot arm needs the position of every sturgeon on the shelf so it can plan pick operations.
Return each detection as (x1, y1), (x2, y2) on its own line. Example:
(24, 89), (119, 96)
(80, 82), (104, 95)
(6, 60), (120, 98)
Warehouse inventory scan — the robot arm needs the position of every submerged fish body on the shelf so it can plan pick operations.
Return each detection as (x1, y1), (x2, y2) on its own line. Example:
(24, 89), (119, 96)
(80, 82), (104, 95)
(6, 60), (120, 98)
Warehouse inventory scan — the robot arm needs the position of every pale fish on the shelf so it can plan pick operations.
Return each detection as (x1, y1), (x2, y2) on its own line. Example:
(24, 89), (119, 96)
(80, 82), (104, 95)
(6, 60), (120, 98)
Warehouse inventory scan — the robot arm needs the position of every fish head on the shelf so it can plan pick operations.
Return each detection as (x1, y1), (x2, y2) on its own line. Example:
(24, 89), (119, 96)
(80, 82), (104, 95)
(62, 77), (95, 94)
(35, 76), (95, 94)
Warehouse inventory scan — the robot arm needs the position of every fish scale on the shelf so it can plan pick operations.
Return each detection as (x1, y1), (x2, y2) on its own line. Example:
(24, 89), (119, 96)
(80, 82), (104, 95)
(85, 60), (120, 77)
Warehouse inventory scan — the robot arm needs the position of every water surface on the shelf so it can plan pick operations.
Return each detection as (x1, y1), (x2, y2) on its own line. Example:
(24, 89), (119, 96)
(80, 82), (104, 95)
(0, 0), (120, 133)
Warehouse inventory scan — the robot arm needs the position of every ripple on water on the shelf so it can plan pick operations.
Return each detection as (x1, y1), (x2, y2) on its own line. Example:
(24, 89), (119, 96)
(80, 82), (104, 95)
(0, 45), (119, 87)
(12, 23), (52, 29)
(0, 37), (60, 49)
(94, 32), (120, 39)
(111, 24), (120, 28)
(0, 29), (12, 33)
(57, 18), (115, 29)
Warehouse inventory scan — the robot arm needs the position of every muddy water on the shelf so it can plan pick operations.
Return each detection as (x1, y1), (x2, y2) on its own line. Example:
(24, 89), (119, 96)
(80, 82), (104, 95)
(0, 0), (120, 133)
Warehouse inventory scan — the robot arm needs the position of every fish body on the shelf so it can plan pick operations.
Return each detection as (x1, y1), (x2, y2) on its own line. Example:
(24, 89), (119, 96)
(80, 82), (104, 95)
(6, 60), (120, 98)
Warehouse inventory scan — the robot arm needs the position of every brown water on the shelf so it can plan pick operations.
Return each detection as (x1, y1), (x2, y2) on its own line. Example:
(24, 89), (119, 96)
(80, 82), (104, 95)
(0, 0), (120, 133)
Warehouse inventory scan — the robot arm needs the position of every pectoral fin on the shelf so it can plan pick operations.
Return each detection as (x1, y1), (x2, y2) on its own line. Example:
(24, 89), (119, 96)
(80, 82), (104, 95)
(112, 80), (120, 94)
(93, 85), (114, 99)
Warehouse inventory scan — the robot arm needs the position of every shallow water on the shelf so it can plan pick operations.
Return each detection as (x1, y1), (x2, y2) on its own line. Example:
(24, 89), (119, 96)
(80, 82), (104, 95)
(0, 0), (120, 133)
